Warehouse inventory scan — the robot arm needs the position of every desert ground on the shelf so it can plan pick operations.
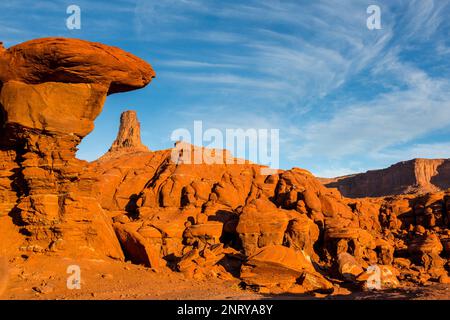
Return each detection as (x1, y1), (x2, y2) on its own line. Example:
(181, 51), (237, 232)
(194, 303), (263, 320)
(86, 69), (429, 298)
(1, 255), (450, 300)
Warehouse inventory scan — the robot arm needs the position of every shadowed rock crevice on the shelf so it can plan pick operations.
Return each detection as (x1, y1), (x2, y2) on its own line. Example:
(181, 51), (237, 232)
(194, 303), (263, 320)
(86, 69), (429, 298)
(431, 161), (450, 190)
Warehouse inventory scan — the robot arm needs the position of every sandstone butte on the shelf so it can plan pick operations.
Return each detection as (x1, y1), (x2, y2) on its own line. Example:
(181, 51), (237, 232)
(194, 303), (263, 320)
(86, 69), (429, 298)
(0, 38), (450, 298)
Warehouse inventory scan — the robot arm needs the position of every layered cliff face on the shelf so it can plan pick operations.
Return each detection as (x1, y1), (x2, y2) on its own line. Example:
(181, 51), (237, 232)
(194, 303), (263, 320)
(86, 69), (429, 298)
(322, 159), (450, 198)
(0, 38), (155, 259)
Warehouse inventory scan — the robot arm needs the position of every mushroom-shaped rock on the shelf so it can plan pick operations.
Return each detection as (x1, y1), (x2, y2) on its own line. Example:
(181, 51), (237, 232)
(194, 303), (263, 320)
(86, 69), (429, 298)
(0, 38), (155, 138)
(0, 37), (155, 94)
(0, 38), (155, 260)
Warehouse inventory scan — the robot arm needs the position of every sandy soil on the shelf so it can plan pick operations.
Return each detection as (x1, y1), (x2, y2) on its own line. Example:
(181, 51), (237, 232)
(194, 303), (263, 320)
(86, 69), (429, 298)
(1, 254), (449, 300)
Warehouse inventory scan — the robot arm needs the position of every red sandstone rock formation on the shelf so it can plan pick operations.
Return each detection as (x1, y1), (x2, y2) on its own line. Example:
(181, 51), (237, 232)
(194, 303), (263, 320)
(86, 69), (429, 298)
(0, 38), (155, 259)
(89, 113), (450, 293)
(108, 110), (150, 154)
(0, 37), (154, 94)
(321, 158), (450, 198)
(0, 37), (449, 297)
(0, 257), (8, 297)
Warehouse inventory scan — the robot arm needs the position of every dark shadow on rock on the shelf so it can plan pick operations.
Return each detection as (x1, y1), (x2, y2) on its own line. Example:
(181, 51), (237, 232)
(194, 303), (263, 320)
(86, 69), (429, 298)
(255, 286), (427, 300)
(431, 160), (450, 190)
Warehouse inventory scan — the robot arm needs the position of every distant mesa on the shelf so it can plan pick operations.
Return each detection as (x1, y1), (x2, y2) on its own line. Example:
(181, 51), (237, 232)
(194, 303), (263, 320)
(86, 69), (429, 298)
(320, 158), (450, 198)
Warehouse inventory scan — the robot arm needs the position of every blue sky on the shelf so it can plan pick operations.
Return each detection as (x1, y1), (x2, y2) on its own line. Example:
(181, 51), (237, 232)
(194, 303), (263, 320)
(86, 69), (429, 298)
(1, 0), (450, 177)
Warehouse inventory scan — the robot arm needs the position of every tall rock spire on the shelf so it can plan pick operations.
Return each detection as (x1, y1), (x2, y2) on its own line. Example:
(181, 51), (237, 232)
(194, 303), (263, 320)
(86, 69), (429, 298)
(109, 110), (150, 153)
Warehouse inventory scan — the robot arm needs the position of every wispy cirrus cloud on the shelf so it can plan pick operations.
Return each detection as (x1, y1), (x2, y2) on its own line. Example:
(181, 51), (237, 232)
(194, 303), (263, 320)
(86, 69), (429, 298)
(380, 141), (450, 161)
(128, 0), (450, 176)
(293, 67), (450, 159)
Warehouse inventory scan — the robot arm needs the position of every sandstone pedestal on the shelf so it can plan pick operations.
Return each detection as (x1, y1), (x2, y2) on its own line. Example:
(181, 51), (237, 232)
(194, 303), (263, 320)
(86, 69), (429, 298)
(0, 38), (155, 259)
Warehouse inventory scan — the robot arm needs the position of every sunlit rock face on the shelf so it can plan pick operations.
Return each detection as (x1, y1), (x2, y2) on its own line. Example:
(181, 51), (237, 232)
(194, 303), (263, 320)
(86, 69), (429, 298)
(0, 37), (155, 259)
(323, 158), (450, 198)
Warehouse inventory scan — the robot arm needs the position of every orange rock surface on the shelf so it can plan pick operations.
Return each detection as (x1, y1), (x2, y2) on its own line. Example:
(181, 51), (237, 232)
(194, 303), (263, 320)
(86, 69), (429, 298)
(0, 37), (155, 94)
(90, 113), (450, 293)
(0, 38), (155, 261)
(0, 38), (449, 298)
(107, 110), (150, 154)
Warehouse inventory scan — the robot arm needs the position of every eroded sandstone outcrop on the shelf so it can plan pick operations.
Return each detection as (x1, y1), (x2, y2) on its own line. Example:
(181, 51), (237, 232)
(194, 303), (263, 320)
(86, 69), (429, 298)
(0, 37), (154, 94)
(108, 110), (150, 154)
(89, 111), (450, 294)
(1, 37), (449, 297)
(0, 38), (155, 259)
